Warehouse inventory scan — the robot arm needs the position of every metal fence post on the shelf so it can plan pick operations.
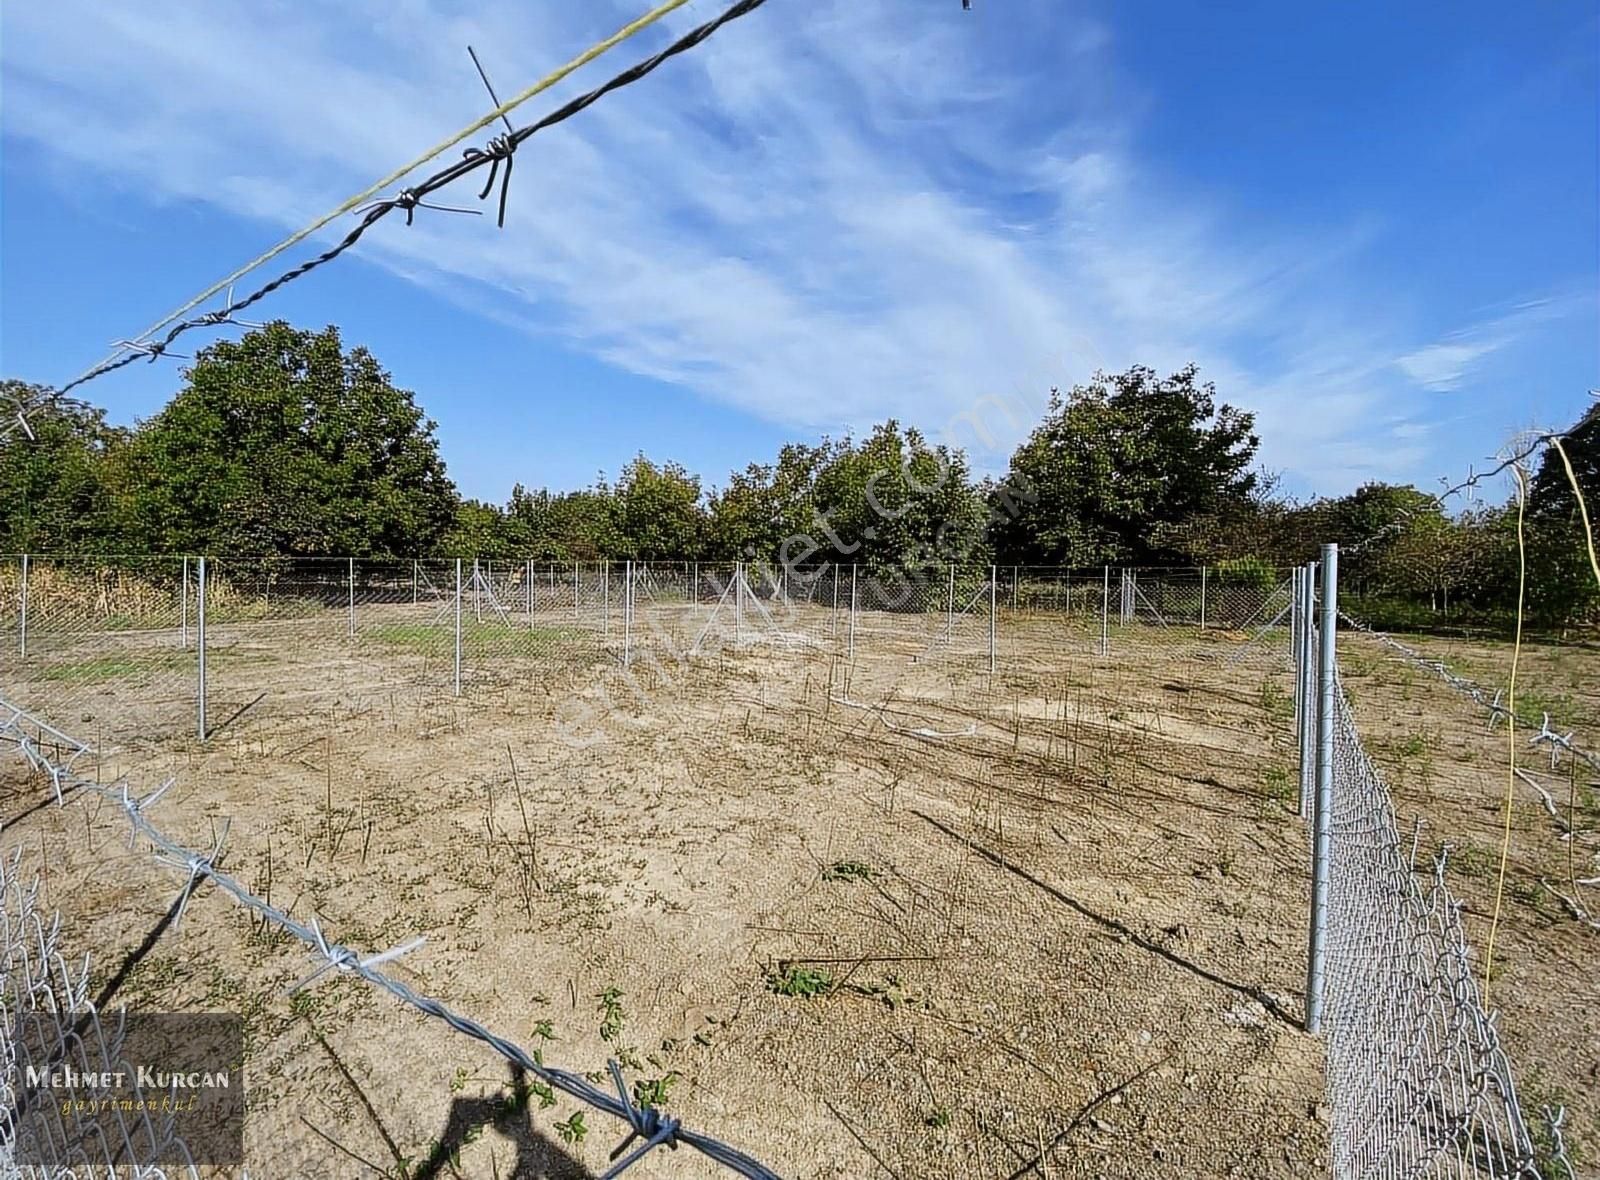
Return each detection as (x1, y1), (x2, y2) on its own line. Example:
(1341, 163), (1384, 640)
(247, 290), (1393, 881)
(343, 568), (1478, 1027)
(412, 559), (418, 606)
(848, 563), (857, 662)
(196, 557), (208, 741)
(831, 563), (839, 638)
(453, 559), (463, 697)
(946, 564), (956, 645)
(1298, 562), (1317, 821)
(734, 561), (743, 648)
(181, 556), (189, 649)
(17, 554), (28, 659)
(1306, 544), (1338, 1034)
(1012, 565), (1019, 611)
(348, 557), (356, 637)
(602, 560), (610, 641)
(624, 559), (634, 668)
(1100, 565), (1109, 657)
(1200, 565), (1207, 631)
(988, 564), (997, 674)
(574, 561), (580, 620)
(527, 559), (535, 631)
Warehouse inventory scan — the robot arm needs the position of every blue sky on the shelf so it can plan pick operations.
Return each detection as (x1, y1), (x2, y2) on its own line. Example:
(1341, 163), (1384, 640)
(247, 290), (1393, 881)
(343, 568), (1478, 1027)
(1, 0), (1595, 504)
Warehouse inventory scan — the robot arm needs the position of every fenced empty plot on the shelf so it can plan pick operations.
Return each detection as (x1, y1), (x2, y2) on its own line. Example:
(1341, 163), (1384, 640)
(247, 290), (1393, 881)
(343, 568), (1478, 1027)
(0, 552), (1584, 1177)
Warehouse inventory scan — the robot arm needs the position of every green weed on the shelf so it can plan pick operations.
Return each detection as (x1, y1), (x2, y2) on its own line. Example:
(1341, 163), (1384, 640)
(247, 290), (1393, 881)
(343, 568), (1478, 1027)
(767, 965), (835, 998)
(821, 860), (877, 883)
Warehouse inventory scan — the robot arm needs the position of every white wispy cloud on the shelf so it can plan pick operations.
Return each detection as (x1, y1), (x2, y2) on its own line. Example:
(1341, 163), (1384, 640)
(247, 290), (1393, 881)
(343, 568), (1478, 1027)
(0, 0), (1572, 491)
(1394, 297), (1584, 392)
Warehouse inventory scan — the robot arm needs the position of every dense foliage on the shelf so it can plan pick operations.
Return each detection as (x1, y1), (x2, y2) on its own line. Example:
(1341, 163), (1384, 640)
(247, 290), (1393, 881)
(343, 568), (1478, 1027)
(4, 326), (1596, 630)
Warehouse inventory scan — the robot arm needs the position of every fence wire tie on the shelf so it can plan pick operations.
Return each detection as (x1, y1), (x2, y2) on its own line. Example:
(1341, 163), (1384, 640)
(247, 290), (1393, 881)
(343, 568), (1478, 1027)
(290, 919), (425, 994)
(463, 133), (518, 227)
(601, 1059), (681, 1178)
(152, 823), (228, 932)
(357, 187), (482, 226)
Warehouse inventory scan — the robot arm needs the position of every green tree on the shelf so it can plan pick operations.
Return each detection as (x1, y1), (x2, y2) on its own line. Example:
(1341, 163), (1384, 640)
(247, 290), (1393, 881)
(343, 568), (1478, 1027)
(993, 365), (1259, 565)
(611, 457), (705, 558)
(706, 442), (835, 560)
(706, 424), (986, 575)
(1527, 406), (1600, 627)
(119, 324), (458, 555)
(506, 484), (625, 560)
(807, 422), (987, 575)
(0, 381), (125, 552)
(446, 499), (523, 557)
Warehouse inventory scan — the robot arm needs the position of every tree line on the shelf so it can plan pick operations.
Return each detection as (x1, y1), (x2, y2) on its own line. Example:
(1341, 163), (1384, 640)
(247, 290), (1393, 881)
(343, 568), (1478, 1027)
(3, 322), (1595, 628)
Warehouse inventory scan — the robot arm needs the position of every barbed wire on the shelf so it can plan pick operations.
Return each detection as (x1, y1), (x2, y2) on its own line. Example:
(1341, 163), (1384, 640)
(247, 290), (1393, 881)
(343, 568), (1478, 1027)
(0, 697), (782, 1179)
(1338, 609), (1600, 778)
(57, 0), (774, 399)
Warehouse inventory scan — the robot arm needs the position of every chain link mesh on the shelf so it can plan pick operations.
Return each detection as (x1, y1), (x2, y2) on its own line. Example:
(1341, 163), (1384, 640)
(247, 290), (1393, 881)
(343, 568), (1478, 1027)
(1320, 676), (1568, 1179)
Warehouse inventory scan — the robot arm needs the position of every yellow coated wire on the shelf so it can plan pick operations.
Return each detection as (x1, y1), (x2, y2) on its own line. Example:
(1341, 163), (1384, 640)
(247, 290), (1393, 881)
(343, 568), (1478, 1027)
(1481, 463), (1527, 996)
(1550, 434), (1600, 589)
(68, 0), (692, 386)
(1551, 433), (1600, 914)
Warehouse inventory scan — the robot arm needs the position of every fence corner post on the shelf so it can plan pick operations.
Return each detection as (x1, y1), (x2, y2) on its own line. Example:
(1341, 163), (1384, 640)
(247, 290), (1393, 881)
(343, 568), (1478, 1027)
(453, 558), (463, 697)
(988, 564), (997, 674)
(18, 553), (29, 659)
(1305, 543), (1338, 1034)
(196, 556), (208, 741)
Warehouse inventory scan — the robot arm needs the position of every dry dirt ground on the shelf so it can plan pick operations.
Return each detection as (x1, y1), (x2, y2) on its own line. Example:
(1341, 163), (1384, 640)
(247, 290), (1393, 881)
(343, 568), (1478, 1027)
(6, 605), (1580, 1178)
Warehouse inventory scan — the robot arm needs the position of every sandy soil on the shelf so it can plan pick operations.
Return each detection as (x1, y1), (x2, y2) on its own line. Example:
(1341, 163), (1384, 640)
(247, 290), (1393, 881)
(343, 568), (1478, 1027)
(10, 602), (1565, 1178)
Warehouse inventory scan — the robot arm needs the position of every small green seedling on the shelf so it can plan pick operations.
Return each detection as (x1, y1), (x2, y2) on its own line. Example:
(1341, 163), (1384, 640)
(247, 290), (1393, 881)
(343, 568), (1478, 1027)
(596, 987), (625, 1043)
(554, 1111), (588, 1144)
(632, 1072), (680, 1109)
(822, 860), (876, 883)
(767, 965), (835, 998)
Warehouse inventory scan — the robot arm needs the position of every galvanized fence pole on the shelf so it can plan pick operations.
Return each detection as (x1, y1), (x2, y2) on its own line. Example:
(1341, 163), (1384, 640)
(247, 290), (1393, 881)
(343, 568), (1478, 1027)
(1291, 565), (1302, 796)
(1305, 544), (1338, 1034)
(988, 564), (997, 674)
(734, 560), (743, 648)
(412, 559), (418, 606)
(574, 561), (580, 621)
(848, 564), (857, 663)
(602, 560), (610, 642)
(181, 556), (189, 649)
(196, 557), (208, 741)
(624, 559), (634, 668)
(831, 563), (839, 638)
(347, 557), (356, 637)
(473, 559), (483, 624)
(1300, 562), (1318, 821)
(17, 554), (27, 659)
(946, 564), (956, 645)
(453, 559), (463, 697)
(1011, 565), (1018, 611)
(1199, 565), (1207, 630)
(1099, 566), (1109, 657)
(693, 561), (700, 617)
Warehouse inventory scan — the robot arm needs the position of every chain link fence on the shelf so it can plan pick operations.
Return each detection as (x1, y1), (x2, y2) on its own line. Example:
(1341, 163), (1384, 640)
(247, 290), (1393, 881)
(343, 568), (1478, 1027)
(1315, 676), (1570, 1178)
(1, 557), (1303, 755)
(1290, 554), (1573, 1180)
